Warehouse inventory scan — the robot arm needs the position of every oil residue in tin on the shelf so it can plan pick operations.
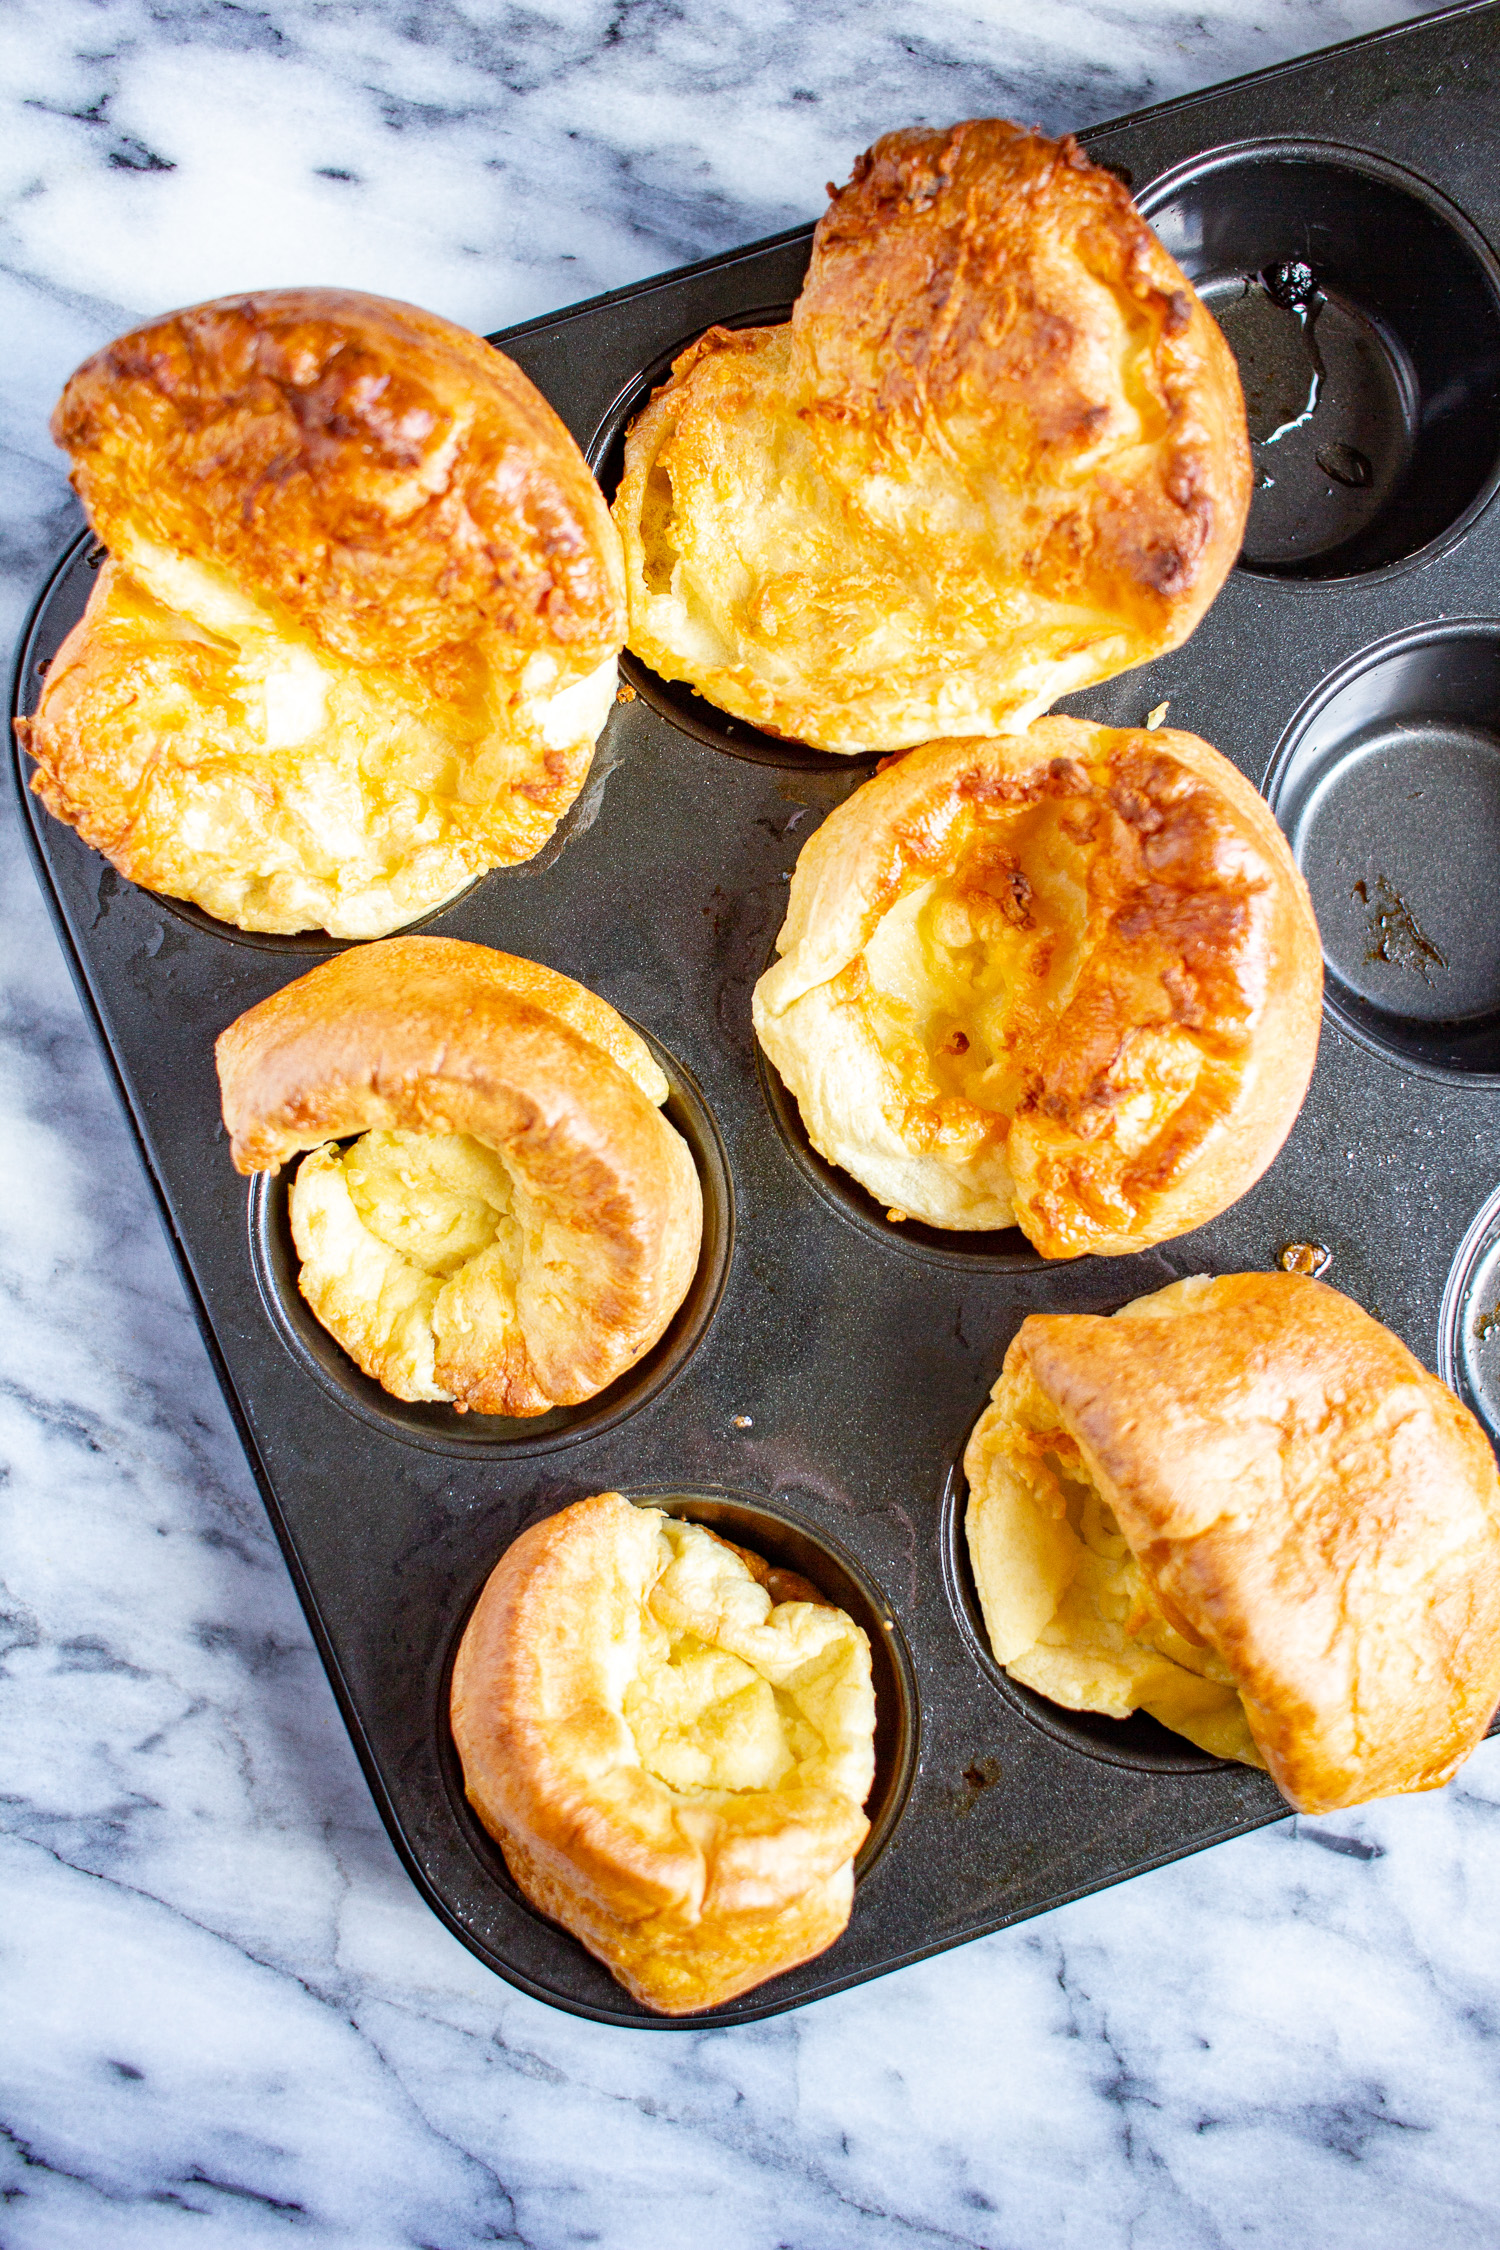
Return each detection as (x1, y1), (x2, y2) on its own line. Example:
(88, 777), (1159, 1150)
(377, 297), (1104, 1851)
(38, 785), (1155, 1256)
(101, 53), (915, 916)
(1353, 875), (1448, 986)
(1475, 1304), (1500, 1344)
(1278, 1241), (1332, 1277)
(1216, 260), (1325, 447)
(952, 1756), (1004, 1816)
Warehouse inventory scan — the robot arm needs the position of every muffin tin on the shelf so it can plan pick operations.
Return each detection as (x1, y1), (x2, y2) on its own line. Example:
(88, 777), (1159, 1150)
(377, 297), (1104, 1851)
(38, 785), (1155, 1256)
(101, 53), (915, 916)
(12, 0), (1500, 2027)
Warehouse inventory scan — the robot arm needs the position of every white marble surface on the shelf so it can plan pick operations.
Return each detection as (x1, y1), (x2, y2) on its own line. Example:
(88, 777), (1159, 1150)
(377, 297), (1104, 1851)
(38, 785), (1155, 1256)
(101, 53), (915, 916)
(4, 2), (1499, 2243)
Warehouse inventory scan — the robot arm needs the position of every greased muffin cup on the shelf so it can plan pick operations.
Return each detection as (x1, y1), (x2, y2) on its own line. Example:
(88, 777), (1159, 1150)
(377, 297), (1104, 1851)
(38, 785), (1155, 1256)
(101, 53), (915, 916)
(1138, 141), (1500, 583)
(14, 5), (1500, 2027)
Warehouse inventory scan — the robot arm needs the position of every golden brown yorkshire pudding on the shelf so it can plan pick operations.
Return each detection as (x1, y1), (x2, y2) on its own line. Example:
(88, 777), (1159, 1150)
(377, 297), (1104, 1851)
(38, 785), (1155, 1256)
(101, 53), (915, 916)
(964, 1273), (1500, 1812)
(216, 938), (701, 1417)
(753, 716), (1321, 1258)
(451, 1493), (876, 2014)
(19, 289), (625, 936)
(613, 121), (1250, 754)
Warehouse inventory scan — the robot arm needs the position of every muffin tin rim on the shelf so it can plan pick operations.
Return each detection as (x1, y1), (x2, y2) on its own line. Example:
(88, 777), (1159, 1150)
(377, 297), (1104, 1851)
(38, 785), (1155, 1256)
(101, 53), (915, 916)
(1438, 1175), (1500, 1435)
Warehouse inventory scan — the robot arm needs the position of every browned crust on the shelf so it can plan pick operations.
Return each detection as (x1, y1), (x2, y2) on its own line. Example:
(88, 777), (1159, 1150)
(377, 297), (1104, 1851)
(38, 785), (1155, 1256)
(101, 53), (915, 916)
(53, 288), (624, 666)
(1002, 1273), (1500, 1811)
(756, 716), (1322, 1257)
(215, 939), (701, 1415)
(796, 122), (1246, 617)
(614, 120), (1250, 750)
(449, 1493), (869, 2014)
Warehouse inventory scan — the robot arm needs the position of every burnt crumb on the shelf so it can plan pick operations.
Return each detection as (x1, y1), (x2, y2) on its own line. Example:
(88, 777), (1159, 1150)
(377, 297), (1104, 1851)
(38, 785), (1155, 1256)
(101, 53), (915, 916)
(1356, 875), (1447, 987)
(1278, 1241), (1331, 1277)
(945, 1029), (970, 1055)
(614, 682), (636, 704)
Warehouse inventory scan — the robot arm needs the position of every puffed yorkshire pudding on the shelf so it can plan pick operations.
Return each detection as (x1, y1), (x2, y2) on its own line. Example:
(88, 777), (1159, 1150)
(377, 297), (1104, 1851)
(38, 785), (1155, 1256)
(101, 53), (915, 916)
(964, 1273), (1500, 1812)
(752, 716), (1321, 1257)
(216, 938), (701, 1417)
(613, 121), (1250, 753)
(451, 1492), (876, 2013)
(19, 289), (625, 936)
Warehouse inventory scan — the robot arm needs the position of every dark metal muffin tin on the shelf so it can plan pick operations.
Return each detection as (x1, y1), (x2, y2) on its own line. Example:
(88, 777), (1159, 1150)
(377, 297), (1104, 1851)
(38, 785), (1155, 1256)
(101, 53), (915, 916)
(12, 0), (1500, 2027)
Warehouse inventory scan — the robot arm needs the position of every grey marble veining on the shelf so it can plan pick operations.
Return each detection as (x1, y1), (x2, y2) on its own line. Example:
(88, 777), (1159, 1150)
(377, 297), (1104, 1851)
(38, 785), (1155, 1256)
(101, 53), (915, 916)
(4, 3), (1499, 2244)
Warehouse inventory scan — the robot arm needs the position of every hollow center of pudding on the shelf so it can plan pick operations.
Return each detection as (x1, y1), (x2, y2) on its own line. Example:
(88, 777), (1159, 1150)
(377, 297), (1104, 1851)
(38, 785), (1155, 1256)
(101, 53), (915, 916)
(861, 803), (1089, 1128)
(966, 1381), (1262, 1766)
(289, 1127), (537, 1409)
(621, 1520), (871, 1799)
(627, 1629), (798, 1794)
(341, 1129), (518, 1276)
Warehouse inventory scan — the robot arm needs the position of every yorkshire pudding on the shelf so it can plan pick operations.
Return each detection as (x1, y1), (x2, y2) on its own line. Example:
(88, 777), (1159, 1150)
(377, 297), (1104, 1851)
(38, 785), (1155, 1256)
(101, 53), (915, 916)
(19, 289), (625, 936)
(451, 1492), (876, 2013)
(613, 121), (1250, 753)
(216, 938), (701, 1417)
(752, 716), (1321, 1258)
(965, 1273), (1500, 1811)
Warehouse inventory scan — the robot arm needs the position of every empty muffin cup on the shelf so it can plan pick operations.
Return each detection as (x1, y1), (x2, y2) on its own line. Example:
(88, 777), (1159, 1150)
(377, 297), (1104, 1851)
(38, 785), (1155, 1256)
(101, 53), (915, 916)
(248, 1036), (733, 1456)
(1265, 621), (1500, 1079)
(939, 1460), (1225, 1775)
(1138, 140), (1500, 580)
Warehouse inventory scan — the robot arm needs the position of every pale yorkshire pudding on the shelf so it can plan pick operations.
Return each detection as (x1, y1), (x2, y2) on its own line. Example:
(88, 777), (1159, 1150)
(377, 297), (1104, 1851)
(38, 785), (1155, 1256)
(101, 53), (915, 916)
(18, 289), (625, 936)
(752, 715), (1321, 1258)
(451, 1492), (876, 2014)
(613, 120), (1250, 754)
(964, 1273), (1500, 1812)
(216, 938), (701, 1417)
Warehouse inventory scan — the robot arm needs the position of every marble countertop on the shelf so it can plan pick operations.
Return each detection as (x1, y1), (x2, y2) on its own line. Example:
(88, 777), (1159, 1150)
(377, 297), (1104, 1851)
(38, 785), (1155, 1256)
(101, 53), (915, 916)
(5, 3), (1500, 2243)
